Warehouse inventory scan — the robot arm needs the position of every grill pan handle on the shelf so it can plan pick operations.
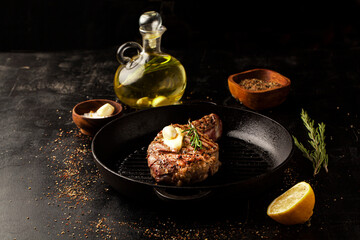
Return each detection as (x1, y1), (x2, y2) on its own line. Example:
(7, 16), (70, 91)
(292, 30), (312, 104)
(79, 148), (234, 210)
(154, 188), (212, 201)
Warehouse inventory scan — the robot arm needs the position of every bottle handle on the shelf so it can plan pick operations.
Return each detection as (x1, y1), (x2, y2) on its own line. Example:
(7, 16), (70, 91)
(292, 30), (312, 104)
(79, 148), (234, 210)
(116, 42), (143, 65)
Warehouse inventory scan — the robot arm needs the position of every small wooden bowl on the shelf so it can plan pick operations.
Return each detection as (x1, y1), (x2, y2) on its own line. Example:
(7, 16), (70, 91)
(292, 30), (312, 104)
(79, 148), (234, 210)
(228, 69), (291, 110)
(72, 99), (123, 136)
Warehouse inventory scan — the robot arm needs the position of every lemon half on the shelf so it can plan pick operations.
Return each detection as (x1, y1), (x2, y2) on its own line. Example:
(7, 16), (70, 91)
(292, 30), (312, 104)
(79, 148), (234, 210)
(267, 181), (315, 225)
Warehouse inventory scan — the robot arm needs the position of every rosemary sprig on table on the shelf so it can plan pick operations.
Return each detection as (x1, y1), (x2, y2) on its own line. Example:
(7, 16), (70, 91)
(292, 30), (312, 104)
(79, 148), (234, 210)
(292, 109), (329, 176)
(182, 119), (203, 151)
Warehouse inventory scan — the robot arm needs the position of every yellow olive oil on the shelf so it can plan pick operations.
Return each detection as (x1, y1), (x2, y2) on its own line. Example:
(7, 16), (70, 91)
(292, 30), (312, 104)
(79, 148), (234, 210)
(114, 54), (186, 109)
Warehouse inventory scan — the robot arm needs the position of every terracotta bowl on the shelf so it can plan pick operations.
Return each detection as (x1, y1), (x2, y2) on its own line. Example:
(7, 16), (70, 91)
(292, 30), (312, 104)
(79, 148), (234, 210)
(228, 69), (291, 110)
(72, 99), (123, 136)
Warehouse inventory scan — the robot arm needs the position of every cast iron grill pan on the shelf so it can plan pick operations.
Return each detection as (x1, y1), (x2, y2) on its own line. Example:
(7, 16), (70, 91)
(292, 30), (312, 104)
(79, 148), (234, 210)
(116, 137), (272, 186)
(92, 103), (293, 200)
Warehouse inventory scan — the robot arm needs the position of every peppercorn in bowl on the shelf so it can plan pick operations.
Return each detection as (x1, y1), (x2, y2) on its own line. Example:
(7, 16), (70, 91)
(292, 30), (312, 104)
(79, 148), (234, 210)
(228, 69), (291, 110)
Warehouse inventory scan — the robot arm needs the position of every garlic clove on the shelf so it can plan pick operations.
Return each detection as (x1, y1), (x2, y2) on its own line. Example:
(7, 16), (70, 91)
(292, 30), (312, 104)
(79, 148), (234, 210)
(136, 97), (151, 107)
(96, 103), (115, 117)
(152, 96), (170, 107)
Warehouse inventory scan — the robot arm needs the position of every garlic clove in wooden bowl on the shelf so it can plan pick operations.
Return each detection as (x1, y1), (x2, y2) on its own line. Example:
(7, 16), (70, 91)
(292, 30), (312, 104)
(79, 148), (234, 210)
(72, 99), (123, 136)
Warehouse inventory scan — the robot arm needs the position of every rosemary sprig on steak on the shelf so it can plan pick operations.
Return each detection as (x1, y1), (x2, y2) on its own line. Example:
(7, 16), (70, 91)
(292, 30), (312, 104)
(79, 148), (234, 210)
(182, 119), (203, 151)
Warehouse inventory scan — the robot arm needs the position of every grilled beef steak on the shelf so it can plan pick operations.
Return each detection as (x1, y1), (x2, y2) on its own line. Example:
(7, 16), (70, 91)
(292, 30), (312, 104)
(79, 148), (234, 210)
(147, 114), (222, 186)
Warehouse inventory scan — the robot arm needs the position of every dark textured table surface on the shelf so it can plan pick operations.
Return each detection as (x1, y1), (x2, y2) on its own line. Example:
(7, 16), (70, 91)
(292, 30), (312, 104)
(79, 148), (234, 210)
(1, 47), (360, 239)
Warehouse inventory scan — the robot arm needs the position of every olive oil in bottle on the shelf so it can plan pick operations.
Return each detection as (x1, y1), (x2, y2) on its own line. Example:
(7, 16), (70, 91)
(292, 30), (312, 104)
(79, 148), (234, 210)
(114, 11), (187, 109)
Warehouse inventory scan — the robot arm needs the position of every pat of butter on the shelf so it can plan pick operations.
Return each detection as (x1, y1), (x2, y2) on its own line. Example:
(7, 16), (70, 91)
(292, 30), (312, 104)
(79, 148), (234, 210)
(163, 125), (178, 140)
(96, 103), (115, 117)
(162, 126), (184, 151)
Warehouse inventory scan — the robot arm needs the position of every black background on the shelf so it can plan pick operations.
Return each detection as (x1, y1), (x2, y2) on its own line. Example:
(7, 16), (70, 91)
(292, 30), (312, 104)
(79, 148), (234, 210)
(1, 0), (360, 52)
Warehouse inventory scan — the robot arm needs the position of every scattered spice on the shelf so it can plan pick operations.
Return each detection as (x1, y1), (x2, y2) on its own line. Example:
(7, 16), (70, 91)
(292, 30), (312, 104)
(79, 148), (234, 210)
(239, 78), (281, 91)
(44, 128), (101, 206)
(39, 125), (105, 238)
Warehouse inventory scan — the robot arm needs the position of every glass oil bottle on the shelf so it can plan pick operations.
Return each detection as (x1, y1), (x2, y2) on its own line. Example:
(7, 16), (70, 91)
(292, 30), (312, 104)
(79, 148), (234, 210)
(114, 11), (187, 109)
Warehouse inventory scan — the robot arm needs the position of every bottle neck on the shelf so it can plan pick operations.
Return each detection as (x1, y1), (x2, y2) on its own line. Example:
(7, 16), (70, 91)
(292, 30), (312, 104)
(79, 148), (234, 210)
(140, 26), (166, 54)
(142, 35), (162, 53)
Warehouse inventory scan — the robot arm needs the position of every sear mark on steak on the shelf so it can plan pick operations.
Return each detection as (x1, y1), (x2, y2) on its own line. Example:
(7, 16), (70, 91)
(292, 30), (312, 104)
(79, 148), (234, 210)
(191, 113), (223, 142)
(147, 113), (222, 186)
